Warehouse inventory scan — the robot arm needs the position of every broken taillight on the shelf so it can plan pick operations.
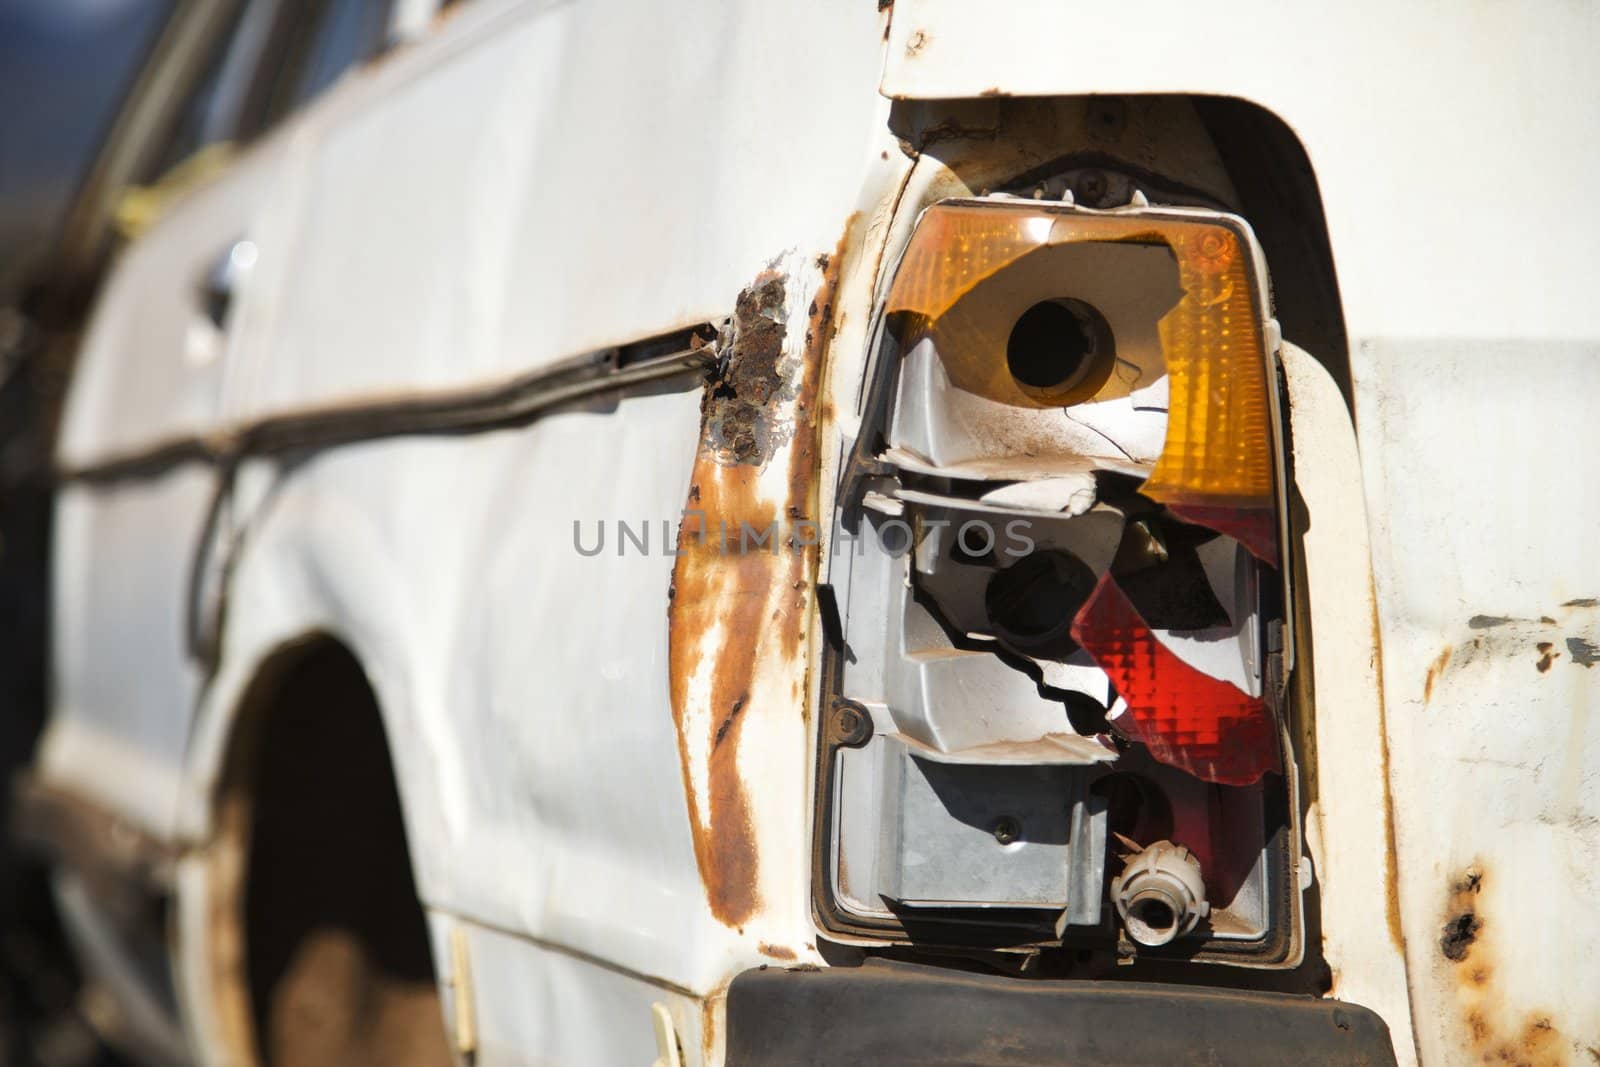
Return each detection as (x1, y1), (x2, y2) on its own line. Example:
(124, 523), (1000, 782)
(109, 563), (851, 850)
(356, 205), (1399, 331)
(883, 201), (1284, 785)
(819, 193), (1295, 962)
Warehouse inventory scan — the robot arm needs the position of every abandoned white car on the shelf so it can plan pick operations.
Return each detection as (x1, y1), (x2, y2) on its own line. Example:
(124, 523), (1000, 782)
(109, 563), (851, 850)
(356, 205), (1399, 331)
(17, 0), (1599, 1064)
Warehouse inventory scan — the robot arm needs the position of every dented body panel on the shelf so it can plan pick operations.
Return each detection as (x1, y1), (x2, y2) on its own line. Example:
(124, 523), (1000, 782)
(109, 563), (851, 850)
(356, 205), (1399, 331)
(30, 0), (1600, 1063)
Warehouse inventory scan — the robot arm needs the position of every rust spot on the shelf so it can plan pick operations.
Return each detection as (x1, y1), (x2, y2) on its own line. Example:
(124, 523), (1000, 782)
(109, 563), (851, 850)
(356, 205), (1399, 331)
(1563, 597), (1598, 608)
(905, 28), (928, 56)
(1441, 865), (1571, 1064)
(1424, 644), (1453, 703)
(1440, 909), (1481, 961)
(758, 942), (796, 961)
(1469, 1011), (1569, 1066)
(979, 86), (1007, 98)
(1536, 641), (1560, 673)
(1439, 867), (1481, 965)
(668, 222), (856, 928)
(702, 272), (793, 466)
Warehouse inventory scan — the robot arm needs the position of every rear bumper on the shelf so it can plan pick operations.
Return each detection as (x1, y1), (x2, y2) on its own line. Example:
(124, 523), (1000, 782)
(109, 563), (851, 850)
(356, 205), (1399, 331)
(725, 961), (1397, 1066)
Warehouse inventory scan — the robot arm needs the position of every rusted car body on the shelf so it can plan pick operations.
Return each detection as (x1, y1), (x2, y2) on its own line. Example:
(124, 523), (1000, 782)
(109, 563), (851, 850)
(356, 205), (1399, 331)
(20, 0), (1599, 1063)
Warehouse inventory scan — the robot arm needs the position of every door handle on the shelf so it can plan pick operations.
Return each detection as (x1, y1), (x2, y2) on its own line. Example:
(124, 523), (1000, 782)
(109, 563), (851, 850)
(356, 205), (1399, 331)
(197, 238), (257, 330)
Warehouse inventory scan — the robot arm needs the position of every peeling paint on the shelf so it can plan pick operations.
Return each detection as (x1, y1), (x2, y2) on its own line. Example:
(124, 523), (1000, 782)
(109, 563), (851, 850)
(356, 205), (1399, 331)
(702, 274), (795, 467)
(1567, 637), (1599, 668)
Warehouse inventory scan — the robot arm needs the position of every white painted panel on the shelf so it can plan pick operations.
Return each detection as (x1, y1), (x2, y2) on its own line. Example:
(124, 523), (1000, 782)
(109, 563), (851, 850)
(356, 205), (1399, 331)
(1354, 337), (1600, 1063)
(427, 912), (707, 1067)
(881, 0), (1600, 346)
(182, 384), (751, 997)
(232, 0), (886, 418)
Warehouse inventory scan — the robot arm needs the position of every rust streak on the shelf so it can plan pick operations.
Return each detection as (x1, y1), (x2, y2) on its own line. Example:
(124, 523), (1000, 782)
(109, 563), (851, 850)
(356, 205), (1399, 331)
(670, 479), (784, 927)
(1423, 644), (1453, 704)
(668, 220), (856, 928)
(1369, 590), (1405, 953)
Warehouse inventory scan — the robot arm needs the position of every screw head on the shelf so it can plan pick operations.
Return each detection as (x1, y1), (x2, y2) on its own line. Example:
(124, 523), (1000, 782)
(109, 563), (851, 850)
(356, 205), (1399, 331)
(828, 700), (873, 747)
(992, 816), (1021, 845)
(1074, 169), (1109, 205)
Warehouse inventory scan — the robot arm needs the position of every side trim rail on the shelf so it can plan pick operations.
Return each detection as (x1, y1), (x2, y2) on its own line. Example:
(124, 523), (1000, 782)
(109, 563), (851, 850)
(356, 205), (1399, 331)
(64, 323), (721, 485)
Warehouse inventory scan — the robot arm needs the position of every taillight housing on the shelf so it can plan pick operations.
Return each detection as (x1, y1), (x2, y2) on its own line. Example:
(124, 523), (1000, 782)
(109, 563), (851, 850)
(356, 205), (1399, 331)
(880, 200), (1287, 785)
(816, 195), (1298, 965)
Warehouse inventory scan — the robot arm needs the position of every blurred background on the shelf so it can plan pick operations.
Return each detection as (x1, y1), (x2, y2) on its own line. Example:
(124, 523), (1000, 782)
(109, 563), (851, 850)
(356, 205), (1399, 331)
(3, 0), (437, 1052)
(4, 2), (223, 1062)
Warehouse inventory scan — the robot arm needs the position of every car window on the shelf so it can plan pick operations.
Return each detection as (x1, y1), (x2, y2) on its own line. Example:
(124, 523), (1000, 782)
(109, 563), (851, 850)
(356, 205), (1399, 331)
(151, 5), (248, 176)
(286, 0), (393, 111)
(239, 0), (393, 140)
(149, 0), (392, 177)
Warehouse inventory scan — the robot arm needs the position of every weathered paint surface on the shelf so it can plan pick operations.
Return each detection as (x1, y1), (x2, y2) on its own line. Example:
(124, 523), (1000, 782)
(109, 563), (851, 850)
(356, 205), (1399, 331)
(1357, 345), (1600, 1065)
(669, 244), (845, 928)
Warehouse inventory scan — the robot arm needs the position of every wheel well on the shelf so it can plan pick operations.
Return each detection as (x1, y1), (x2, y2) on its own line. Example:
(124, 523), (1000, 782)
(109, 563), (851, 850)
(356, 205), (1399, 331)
(213, 636), (450, 1066)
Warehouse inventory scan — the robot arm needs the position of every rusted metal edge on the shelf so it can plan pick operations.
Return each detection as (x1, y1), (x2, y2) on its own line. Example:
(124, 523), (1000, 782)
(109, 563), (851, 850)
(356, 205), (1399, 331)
(10, 773), (178, 921)
(667, 236), (854, 929)
(62, 324), (722, 485)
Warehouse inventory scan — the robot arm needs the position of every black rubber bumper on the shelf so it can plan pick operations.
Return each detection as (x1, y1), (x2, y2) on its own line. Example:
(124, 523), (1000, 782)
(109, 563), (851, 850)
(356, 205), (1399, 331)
(725, 961), (1398, 1066)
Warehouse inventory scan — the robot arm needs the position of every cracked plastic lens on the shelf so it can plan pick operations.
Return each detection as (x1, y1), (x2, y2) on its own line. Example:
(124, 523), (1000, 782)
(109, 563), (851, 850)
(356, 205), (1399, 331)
(886, 202), (1278, 562)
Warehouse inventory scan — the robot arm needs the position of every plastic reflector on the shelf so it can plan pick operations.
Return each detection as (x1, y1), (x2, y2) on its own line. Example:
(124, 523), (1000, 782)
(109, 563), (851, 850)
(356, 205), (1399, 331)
(1071, 573), (1279, 786)
(1138, 225), (1278, 565)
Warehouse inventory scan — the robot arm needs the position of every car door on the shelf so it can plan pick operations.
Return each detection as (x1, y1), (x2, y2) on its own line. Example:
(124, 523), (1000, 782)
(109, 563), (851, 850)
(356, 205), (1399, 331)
(44, 0), (397, 840)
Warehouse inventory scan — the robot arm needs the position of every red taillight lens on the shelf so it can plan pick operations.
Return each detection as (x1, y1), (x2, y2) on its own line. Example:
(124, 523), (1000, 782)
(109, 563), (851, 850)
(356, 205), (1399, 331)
(1071, 573), (1279, 785)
